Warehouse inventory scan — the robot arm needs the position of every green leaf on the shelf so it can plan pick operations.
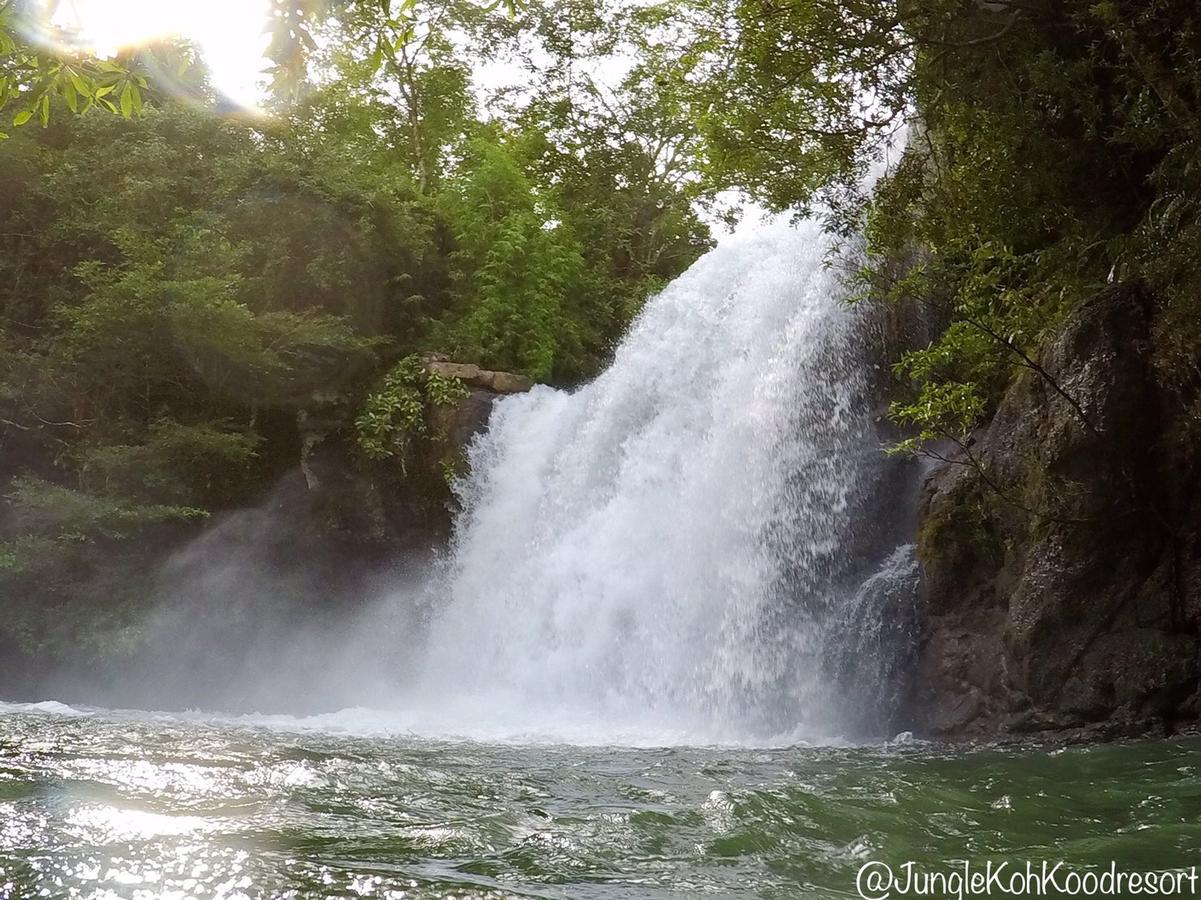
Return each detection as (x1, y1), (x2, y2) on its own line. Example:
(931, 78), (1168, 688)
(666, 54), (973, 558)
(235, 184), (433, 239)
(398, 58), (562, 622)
(12, 109), (32, 126)
(65, 67), (90, 95)
(120, 83), (133, 118)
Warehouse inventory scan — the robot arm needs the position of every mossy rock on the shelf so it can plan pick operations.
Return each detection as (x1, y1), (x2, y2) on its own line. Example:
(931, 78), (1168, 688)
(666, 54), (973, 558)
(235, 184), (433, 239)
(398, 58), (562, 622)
(917, 471), (1003, 615)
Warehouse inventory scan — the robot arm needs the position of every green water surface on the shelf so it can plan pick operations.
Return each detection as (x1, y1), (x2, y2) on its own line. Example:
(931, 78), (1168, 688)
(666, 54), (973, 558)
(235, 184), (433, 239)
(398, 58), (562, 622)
(0, 703), (1198, 898)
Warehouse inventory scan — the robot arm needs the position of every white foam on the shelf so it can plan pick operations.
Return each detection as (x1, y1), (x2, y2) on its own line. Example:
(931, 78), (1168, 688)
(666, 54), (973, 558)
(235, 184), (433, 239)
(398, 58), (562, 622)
(0, 699), (89, 717)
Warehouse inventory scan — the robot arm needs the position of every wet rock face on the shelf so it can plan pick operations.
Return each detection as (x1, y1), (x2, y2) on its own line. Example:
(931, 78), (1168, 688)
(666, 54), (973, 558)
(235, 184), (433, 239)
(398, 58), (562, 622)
(295, 361), (532, 552)
(907, 282), (1201, 738)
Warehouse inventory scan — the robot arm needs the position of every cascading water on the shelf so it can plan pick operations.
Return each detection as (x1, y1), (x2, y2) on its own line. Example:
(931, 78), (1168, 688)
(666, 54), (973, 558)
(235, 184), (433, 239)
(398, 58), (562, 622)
(406, 217), (920, 744)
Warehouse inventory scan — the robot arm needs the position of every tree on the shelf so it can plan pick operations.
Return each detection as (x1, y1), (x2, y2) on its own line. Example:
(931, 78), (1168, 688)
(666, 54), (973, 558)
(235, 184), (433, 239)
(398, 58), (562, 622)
(0, 0), (714, 664)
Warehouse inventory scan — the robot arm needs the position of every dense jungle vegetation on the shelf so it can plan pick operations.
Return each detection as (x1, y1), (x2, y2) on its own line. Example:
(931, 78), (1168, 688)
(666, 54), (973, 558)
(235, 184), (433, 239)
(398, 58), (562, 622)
(0, 1), (717, 659)
(2, 0), (1201, 668)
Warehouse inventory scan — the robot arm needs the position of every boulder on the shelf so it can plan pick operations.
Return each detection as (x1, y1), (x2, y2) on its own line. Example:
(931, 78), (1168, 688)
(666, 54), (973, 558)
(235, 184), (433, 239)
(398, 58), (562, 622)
(422, 357), (533, 394)
(479, 370), (534, 393)
(426, 361), (482, 382)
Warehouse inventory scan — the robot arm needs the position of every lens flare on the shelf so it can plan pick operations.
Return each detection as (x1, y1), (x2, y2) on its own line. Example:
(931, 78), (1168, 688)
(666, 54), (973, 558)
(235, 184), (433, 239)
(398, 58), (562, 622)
(53, 0), (272, 110)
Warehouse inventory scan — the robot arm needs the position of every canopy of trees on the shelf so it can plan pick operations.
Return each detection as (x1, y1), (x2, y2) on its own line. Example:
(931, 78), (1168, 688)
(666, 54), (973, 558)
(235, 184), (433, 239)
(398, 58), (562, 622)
(0, 0), (713, 657)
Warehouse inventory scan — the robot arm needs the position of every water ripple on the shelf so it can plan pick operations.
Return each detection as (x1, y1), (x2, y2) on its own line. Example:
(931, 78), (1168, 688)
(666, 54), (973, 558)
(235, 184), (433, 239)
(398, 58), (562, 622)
(1, 707), (1200, 898)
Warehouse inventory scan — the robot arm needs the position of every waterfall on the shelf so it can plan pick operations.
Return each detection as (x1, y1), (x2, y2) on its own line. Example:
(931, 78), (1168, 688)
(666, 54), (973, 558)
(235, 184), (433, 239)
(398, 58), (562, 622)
(407, 217), (919, 744)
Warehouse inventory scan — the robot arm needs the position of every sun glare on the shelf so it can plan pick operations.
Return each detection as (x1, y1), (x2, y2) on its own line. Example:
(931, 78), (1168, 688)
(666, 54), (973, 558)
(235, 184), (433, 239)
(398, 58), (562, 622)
(56, 0), (272, 110)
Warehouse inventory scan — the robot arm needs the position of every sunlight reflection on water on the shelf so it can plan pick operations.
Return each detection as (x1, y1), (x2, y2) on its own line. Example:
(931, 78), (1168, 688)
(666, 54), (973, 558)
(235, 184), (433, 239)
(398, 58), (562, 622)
(0, 704), (1199, 899)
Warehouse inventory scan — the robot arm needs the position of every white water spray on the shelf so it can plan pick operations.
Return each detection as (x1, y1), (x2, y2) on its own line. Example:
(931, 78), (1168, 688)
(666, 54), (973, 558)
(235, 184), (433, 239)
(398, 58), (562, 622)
(406, 218), (911, 743)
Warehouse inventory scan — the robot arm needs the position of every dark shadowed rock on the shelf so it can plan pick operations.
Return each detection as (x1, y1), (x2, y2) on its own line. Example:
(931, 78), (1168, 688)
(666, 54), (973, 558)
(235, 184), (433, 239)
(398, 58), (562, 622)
(905, 282), (1201, 737)
(431, 389), (503, 449)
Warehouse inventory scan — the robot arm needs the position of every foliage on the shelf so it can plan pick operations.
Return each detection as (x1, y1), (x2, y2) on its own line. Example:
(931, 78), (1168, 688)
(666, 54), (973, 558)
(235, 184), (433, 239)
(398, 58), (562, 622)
(0, 476), (205, 579)
(76, 421), (261, 507)
(544, 0), (1201, 455)
(354, 355), (468, 459)
(857, 1), (1201, 447)
(266, 0), (523, 100)
(434, 136), (588, 380)
(0, 1), (206, 134)
(623, 0), (911, 211)
(878, 239), (1078, 448)
(0, 1), (711, 661)
(4, 475), (204, 539)
(0, 1), (520, 128)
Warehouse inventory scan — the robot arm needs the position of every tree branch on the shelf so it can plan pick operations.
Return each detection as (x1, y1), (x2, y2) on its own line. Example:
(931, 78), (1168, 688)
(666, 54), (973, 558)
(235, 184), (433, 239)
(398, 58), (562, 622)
(959, 313), (1097, 434)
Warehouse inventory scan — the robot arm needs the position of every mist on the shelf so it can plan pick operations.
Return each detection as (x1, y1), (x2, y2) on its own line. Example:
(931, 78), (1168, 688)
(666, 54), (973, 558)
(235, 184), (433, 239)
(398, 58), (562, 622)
(40, 473), (434, 715)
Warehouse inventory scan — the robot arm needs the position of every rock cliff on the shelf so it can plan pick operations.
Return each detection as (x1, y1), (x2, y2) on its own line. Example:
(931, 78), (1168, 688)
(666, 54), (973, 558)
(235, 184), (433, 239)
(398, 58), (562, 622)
(295, 358), (532, 552)
(905, 282), (1201, 738)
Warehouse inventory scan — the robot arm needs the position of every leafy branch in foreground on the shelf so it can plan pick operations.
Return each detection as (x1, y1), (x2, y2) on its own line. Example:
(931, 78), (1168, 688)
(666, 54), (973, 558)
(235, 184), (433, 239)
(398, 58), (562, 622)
(0, 1), (159, 134)
(0, 0), (525, 130)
